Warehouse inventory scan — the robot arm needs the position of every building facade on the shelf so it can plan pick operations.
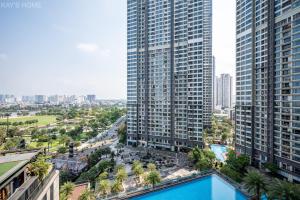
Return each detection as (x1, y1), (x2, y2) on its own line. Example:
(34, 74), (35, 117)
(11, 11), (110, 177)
(127, 0), (213, 150)
(235, 0), (300, 182)
(212, 56), (216, 111)
(216, 73), (233, 109)
(0, 151), (59, 200)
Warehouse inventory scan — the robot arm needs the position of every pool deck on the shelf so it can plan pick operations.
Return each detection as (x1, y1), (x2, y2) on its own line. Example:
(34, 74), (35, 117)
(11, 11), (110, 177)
(106, 170), (251, 200)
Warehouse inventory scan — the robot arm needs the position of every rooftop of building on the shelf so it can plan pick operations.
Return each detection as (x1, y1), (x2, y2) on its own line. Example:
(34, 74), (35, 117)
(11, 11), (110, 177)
(0, 150), (41, 184)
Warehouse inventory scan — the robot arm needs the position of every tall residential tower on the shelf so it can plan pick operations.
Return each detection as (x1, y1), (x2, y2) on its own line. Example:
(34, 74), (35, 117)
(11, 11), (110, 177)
(127, 0), (213, 150)
(236, 0), (300, 182)
(216, 73), (233, 109)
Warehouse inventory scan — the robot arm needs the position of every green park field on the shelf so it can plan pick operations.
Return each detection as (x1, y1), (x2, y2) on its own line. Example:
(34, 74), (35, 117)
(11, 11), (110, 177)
(0, 115), (57, 127)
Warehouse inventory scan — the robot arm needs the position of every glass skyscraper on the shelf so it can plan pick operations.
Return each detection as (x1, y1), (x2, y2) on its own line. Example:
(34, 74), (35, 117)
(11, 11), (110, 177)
(236, 0), (300, 182)
(127, 0), (213, 151)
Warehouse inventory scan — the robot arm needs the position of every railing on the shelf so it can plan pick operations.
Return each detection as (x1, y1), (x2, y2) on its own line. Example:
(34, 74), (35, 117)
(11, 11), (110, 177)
(10, 168), (57, 200)
(26, 168), (57, 200)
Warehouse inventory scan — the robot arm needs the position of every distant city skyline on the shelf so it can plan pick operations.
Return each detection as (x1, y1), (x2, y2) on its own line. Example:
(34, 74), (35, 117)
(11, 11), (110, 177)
(0, 0), (235, 99)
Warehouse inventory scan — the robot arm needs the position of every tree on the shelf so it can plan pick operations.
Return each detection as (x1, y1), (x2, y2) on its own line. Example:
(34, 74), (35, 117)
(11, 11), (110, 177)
(59, 135), (71, 147)
(263, 162), (278, 175)
(195, 158), (211, 171)
(147, 163), (157, 171)
(203, 149), (216, 166)
(57, 146), (67, 154)
(79, 189), (96, 200)
(221, 133), (228, 143)
(146, 170), (161, 188)
(243, 170), (267, 200)
(0, 127), (6, 145)
(118, 123), (127, 144)
(3, 137), (21, 150)
(98, 179), (110, 197)
(98, 171), (109, 180)
(226, 150), (249, 174)
(60, 182), (75, 200)
(267, 179), (300, 200)
(132, 160), (144, 184)
(116, 165), (127, 184)
(111, 180), (123, 194)
(28, 156), (51, 181)
(188, 147), (202, 164)
(220, 165), (242, 183)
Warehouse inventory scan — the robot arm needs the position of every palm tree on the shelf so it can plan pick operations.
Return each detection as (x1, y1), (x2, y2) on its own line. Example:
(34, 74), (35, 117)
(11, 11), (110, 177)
(79, 188), (96, 200)
(111, 180), (123, 194)
(60, 182), (75, 200)
(98, 171), (109, 181)
(243, 170), (267, 200)
(267, 179), (300, 200)
(116, 166), (127, 184)
(147, 163), (157, 171)
(132, 161), (144, 185)
(146, 170), (161, 188)
(98, 179), (110, 197)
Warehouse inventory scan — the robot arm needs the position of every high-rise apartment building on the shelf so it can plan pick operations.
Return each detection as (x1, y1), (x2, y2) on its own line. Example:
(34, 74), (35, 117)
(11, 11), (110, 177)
(127, 0), (213, 150)
(212, 56), (216, 111)
(216, 73), (232, 109)
(236, 0), (300, 182)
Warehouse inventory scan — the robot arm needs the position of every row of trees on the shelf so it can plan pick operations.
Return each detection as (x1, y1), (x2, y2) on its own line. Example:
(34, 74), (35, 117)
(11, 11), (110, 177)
(204, 116), (232, 144)
(0, 119), (38, 127)
(97, 162), (161, 198)
(188, 147), (300, 200)
(60, 182), (96, 200)
(243, 170), (300, 200)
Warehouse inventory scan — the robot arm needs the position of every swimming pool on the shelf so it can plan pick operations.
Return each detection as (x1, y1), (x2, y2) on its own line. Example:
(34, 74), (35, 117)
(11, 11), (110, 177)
(131, 174), (247, 200)
(210, 144), (228, 162)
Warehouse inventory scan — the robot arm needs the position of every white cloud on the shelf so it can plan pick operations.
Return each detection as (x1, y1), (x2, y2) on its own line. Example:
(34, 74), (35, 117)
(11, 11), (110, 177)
(0, 53), (7, 60)
(76, 43), (111, 57)
(76, 43), (99, 53)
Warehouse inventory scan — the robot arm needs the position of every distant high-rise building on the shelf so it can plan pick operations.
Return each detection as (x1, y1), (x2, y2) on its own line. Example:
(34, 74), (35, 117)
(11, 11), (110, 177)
(34, 95), (47, 104)
(216, 74), (232, 109)
(48, 95), (59, 105)
(86, 95), (96, 103)
(236, 0), (300, 182)
(0, 95), (5, 103)
(127, 0), (213, 150)
(22, 96), (35, 104)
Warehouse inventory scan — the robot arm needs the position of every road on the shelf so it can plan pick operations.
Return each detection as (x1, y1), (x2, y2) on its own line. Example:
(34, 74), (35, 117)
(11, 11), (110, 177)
(77, 115), (126, 151)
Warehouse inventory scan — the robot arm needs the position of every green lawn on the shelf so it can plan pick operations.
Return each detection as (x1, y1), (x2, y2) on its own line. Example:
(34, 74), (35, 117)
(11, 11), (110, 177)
(0, 161), (20, 177)
(29, 140), (61, 152)
(0, 115), (57, 127)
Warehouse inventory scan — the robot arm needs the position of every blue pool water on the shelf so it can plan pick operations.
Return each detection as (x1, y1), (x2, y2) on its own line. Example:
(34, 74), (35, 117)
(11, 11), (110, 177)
(131, 174), (246, 200)
(210, 144), (228, 162)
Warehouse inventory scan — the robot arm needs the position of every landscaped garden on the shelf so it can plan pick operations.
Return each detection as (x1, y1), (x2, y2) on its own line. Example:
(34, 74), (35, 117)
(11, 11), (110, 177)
(0, 106), (126, 153)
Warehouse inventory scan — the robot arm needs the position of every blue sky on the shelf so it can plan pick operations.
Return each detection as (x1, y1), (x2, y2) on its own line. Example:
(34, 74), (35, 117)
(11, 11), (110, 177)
(0, 0), (235, 99)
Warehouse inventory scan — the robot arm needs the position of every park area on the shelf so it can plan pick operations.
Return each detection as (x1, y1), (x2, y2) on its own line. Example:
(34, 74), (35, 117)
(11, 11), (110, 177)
(0, 107), (126, 153)
(0, 115), (57, 127)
